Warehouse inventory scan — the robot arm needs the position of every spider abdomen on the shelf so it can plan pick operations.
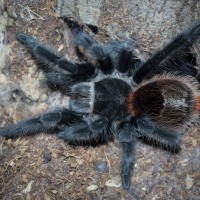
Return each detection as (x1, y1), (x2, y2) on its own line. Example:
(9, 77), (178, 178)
(129, 75), (200, 132)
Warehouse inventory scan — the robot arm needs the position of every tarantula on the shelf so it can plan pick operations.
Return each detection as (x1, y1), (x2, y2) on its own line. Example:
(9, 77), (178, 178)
(0, 20), (200, 190)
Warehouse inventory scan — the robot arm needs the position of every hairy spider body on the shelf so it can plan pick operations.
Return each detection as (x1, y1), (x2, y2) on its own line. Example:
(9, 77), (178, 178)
(70, 78), (131, 118)
(1, 21), (200, 190)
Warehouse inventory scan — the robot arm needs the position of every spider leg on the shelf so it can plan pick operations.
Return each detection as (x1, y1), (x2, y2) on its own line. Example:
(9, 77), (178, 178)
(117, 121), (137, 190)
(16, 33), (96, 80)
(134, 21), (200, 83)
(44, 70), (72, 90)
(73, 31), (142, 74)
(45, 70), (91, 91)
(58, 114), (111, 144)
(73, 31), (113, 74)
(107, 40), (143, 74)
(0, 109), (82, 138)
(135, 116), (182, 153)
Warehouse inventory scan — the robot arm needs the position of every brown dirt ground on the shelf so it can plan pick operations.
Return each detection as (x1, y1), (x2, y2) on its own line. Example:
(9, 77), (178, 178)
(0, 0), (200, 199)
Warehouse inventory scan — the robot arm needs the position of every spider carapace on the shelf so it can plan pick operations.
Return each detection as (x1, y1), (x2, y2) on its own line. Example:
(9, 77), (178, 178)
(1, 20), (200, 190)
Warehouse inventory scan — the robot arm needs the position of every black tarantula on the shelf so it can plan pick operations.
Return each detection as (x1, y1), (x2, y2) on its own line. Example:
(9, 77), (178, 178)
(1, 20), (200, 190)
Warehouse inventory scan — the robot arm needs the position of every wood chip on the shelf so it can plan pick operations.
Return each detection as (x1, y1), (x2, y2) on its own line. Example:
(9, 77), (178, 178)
(105, 177), (121, 188)
(51, 190), (58, 194)
(22, 180), (34, 194)
(45, 194), (51, 200)
(86, 184), (98, 192)
(9, 160), (15, 167)
(26, 193), (31, 200)
(186, 174), (194, 190)
(58, 44), (64, 52)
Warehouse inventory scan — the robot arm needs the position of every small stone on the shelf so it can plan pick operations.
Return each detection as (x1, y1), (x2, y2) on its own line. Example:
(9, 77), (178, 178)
(141, 187), (146, 191)
(43, 148), (52, 163)
(69, 172), (74, 175)
(94, 160), (108, 173)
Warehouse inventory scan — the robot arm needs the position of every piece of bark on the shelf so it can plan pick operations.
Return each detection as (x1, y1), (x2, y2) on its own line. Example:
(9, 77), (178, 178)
(57, 0), (200, 51)
(57, 0), (103, 26)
